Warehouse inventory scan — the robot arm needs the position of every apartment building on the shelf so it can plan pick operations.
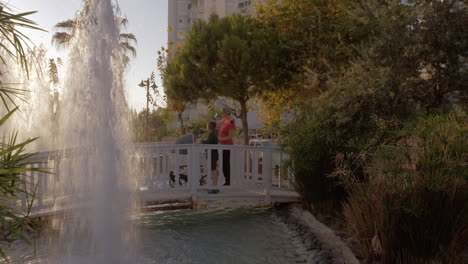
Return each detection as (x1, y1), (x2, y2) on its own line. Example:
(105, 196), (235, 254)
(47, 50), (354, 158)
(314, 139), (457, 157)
(168, 0), (256, 54)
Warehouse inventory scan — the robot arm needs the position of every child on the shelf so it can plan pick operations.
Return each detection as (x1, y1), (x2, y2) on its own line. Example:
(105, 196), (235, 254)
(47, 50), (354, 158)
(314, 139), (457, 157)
(202, 121), (219, 194)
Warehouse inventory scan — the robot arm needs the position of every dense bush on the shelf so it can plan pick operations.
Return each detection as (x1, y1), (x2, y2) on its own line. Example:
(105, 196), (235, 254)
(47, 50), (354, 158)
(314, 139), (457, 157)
(342, 113), (468, 263)
(283, 105), (345, 212)
(263, 0), (468, 262)
(283, 59), (411, 212)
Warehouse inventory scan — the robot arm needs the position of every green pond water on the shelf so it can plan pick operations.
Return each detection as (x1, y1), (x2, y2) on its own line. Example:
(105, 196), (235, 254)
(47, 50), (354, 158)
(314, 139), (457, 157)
(6, 207), (301, 264)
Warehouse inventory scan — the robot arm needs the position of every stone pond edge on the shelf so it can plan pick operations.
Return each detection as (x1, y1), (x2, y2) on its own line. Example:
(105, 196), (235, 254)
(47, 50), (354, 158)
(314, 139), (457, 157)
(278, 203), (360, 264)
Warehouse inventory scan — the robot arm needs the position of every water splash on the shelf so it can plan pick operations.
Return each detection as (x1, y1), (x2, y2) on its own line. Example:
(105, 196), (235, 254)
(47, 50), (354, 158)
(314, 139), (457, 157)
(49, 0), (135, 263)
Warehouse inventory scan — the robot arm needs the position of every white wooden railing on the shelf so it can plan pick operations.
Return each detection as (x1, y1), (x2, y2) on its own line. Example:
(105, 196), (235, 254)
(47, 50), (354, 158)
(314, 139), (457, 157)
(135, 143), (294, 193)
(18, 144), (295, 213)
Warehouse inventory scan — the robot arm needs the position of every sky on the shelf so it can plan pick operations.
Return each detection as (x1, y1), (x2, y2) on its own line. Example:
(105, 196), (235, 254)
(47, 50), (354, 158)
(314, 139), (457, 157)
(10, 0), (168, 111)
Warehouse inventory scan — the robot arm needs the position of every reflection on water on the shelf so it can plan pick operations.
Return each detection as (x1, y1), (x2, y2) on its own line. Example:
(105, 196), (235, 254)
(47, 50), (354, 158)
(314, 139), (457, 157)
(7, 207), (300, 264)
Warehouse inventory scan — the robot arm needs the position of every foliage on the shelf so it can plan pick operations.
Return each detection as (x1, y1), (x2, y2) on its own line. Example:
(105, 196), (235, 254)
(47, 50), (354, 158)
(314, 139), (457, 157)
(409, 0), (468, 108)
(130, 108), (170, 142)
(256, 0), (467, 128)
(48, 58), (61, 131)
(206, 102), (222, 121)
(186, 118), (208, 139)
(252, 0), (368, 129)
(157, 46), (189, 135)
(275, 1), (468, 262)
(137, 71), (163, 141)
(257, 89), (295, 127)
(281, 0), (467, 201)
(142, 72), (163, 111)
(0, 3), (46, 258)
(282, 103), (346, 212)
(0, 5), (44, 76)
(254, 0), (355, 93)
(162, 14), (290, 144)
(48, 58), (59, 86)
(0, 119), (42, 258)
(342, 113), (468, 263)
(0, 83), (26, 112)
(283, 54), (415, 212)
(348, 0), (468, 110)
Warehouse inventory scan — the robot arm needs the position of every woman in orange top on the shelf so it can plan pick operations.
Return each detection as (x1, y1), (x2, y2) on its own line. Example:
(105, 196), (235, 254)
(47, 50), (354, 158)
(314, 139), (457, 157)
(218, 107), (235, 186)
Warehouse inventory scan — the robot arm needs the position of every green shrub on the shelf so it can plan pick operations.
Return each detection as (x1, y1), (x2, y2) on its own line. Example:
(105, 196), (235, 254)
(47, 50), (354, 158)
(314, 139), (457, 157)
(282, 105), (346, 212)
(283, 59), (410, 213)
(343, 113), (468, 263)
(0, 109), (45, 258)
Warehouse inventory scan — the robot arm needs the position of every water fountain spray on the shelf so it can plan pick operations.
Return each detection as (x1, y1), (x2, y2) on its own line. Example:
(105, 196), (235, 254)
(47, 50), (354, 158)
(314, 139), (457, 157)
(51, 0), (135, 262)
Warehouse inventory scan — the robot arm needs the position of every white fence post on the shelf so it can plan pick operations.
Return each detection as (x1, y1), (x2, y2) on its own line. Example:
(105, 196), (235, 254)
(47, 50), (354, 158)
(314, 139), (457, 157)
(263, 149), (272, 204)
(232, 148), (241, 188)
(37, 162), (44, 210)
(190, 145), (199, 195)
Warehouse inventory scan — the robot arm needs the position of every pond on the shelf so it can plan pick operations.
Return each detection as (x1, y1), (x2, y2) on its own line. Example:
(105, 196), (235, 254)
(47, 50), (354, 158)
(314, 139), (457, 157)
(6, 207), (302, 264)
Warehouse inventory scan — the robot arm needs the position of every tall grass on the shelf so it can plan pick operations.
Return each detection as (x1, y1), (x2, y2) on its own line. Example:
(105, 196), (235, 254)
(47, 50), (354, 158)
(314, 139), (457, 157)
(342, 114), (468, 263)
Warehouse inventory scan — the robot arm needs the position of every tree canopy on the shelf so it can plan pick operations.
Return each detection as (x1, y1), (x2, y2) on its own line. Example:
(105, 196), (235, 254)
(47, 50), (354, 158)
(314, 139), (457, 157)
(163, 14), (289, 144)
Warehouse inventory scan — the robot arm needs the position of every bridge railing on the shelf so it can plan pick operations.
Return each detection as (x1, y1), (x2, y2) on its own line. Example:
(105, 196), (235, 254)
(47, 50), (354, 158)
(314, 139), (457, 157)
(18, 144), (294, 213)
(135, 143), (295, 196)
(14, 151), (59, 214)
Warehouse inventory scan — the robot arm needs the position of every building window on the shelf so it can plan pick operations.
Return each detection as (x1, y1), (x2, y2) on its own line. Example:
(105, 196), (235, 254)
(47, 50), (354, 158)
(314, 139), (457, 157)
(179, 19), (183, 23)
(238, 1), (251, 8)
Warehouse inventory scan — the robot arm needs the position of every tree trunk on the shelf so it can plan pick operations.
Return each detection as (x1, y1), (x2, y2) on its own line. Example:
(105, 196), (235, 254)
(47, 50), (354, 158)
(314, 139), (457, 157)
(178, 112), (185, 135)
(239, 99), (249, 145)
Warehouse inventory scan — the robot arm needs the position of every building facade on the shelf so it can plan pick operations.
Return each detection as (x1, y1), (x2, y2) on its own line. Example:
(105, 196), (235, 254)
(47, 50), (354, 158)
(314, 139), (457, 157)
(168, 0), (255, 55)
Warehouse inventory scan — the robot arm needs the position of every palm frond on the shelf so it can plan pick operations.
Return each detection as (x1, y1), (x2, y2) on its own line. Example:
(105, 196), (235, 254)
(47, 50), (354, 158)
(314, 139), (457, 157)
(0, 107), (18, 126)
(120, 41), (136, 57)
(0, 10), (45, 76)
(0, 9), (46, 259)
(116, 17), (128, 27)
(0, 83), (27, 111)
(53, 19), (76, 31)
(52, 32), (72, 46)
(120, 33), (137, 44)
(0, 120), (43, 258)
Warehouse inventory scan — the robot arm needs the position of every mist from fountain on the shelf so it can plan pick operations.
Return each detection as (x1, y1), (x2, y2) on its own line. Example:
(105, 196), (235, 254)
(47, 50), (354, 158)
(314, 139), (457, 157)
(47, 0), (136, 263)
(0, 46), (57, 150)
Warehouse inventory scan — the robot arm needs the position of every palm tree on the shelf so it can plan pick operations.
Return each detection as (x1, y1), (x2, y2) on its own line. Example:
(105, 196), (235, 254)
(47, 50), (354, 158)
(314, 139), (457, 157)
(52, 0), (136, 65)
(0, 3), (44, 77)
(0, 2), (47, 258)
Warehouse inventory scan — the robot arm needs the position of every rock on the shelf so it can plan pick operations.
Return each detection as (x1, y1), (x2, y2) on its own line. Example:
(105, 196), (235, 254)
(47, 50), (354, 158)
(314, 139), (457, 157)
(276, 204), (360, 264)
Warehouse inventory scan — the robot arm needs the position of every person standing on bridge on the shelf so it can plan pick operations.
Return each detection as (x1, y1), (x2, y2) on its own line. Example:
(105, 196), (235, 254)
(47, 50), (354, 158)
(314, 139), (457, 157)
(202, 120), (219, 194)
(218, 107), (235, 186)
